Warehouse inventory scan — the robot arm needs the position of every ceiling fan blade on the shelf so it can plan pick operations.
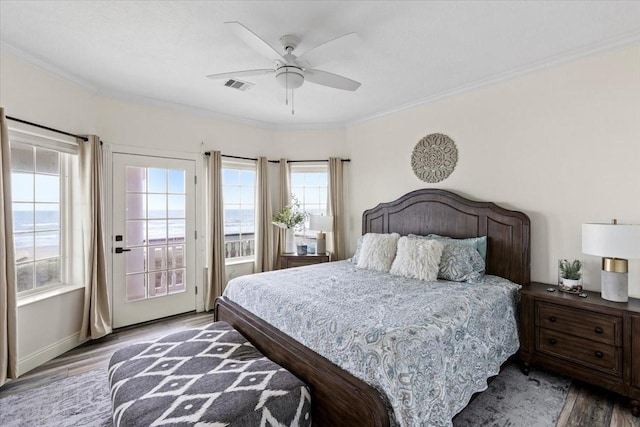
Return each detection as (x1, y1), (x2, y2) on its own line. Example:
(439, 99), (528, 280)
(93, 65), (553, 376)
(305, 69), (361, 91)
(297, 33), (361, 68)
(206, 69), (275, 80)
(225, 21), (285, 62)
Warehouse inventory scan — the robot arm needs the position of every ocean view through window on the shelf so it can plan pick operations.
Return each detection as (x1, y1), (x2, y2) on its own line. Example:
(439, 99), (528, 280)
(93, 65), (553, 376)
(222, 161), (256, 261)
(11, 142), (65, 293)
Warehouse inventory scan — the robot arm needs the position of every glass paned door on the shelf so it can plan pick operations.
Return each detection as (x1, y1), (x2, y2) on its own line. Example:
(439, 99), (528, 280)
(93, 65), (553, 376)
(112, 154), (196, 328)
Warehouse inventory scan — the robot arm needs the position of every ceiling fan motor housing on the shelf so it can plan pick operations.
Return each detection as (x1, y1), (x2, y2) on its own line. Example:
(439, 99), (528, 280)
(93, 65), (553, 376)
(279, 34), (300, 52)
(275, 65), (304, 89)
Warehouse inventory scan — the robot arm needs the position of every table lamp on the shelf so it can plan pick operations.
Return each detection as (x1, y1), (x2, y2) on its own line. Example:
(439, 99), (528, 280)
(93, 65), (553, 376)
(582, 220), (640, 302)
(309, 215), (333, 255)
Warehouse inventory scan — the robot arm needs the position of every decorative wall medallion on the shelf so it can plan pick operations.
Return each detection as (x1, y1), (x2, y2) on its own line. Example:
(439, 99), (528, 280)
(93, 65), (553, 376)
(411, 133), (458, 183)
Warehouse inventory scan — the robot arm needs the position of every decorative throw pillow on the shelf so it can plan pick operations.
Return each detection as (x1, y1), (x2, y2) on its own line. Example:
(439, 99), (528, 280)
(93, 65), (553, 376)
(348, 235), (365, 264)
(389, 237), (444, 281)
(421, 234), (488, 261)
(438, 243), (485, 283)
(356, 233), (401, 272)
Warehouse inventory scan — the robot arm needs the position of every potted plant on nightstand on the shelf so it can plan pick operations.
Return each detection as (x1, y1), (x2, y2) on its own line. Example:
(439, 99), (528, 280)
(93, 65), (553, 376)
(558, 259), (583, 292)
(272, 196), (307, 254)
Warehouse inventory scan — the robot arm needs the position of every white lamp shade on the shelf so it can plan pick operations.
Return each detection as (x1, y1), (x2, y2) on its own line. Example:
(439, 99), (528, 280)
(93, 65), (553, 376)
(582, 223), (640, 258)
(309, 215), (333, 232)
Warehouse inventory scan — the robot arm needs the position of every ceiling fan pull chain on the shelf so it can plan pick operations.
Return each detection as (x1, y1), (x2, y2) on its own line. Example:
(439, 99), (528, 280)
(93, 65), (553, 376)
(292, 89), (295, 115)
(285, 68), (289, 105)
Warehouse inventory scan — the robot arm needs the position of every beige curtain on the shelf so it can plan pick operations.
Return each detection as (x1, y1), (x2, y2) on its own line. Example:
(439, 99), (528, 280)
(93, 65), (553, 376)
(0, 108), (17, 386)
(206, 151), (226, 311)
(254, 157), (273, 272)
(79, 136), (111, 340)
(273, 159), (290, 269)
(328, 157), (346, 260)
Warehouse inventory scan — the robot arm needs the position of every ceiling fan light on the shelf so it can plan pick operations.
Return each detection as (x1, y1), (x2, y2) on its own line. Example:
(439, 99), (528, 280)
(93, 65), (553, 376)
(275, 66), (304, 89)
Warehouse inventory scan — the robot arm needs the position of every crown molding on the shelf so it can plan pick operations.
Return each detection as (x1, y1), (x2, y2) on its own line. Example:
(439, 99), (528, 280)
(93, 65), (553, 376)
(346, 32), (640, 128)
(94, 88), (348, 131)
(4, 31), (639, 132)
(97, 88), (282, 130)
(1, 42), (99, 93)
(93, 30), (640, 131)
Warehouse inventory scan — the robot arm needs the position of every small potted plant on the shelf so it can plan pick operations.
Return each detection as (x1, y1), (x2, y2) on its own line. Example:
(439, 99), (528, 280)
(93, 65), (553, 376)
(272, 196), (307, 253)
(558, 259), (583, 292)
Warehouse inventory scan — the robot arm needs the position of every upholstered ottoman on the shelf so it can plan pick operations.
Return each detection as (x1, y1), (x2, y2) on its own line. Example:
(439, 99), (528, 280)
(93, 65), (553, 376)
(108, 321), (311, 426)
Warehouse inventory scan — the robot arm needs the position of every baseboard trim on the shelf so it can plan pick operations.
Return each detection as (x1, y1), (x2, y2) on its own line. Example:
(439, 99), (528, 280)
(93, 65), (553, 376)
(17, 332), (84, 377)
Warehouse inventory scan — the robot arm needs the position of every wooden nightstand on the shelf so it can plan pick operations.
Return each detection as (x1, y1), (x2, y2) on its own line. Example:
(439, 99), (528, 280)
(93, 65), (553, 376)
(279, 253), (330, 269)
(520, 282), (640, 416)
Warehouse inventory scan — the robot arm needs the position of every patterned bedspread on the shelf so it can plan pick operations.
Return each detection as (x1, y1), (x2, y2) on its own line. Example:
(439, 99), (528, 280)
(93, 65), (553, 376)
(223, 260), (521, 427)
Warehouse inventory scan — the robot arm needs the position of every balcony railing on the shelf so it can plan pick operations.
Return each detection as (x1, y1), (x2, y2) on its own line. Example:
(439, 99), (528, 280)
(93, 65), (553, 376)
(225, 234), (255, 259)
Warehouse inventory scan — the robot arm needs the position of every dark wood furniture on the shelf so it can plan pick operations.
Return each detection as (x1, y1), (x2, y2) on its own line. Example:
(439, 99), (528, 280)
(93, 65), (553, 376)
(215, 189), (531, 426)
(362, 188), (530, 286)
(279, 253), (330, 269)
(520, 282), (640, 416)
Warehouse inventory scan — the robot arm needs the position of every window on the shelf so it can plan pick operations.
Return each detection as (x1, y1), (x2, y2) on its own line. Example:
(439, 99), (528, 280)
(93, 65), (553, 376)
(290, 163), (328, 236)
(9, 131), (78, 295)
(222, 161), (256, 261)
(124, 167), (187, 300)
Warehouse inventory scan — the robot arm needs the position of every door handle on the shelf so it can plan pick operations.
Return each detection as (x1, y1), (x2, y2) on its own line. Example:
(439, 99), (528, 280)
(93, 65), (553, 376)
(115, 247), (132, 254)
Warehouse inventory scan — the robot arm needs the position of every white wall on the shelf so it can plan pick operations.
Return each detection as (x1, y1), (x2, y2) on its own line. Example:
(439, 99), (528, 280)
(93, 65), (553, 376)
(0, 51), (99, 135)
(346, 44), (640, 297)
(17, 291), (84, 375)
(2, 42), (639, 376)
(97, 97), (273, 155)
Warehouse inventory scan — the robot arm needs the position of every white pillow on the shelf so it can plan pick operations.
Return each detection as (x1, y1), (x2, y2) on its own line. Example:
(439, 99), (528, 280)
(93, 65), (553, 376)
(356, 233), (401, 272)
(348, 235), (365, 264)
(390, 236), (444, 281)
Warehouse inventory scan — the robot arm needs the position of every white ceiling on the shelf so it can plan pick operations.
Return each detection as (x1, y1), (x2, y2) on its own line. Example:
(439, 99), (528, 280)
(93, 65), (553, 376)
(1, 1), (639, 129)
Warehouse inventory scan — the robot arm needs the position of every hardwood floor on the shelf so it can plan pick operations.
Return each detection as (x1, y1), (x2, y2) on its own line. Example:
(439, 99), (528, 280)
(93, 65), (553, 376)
(557, 381), (640, 427)
(0, 311), (638, 427)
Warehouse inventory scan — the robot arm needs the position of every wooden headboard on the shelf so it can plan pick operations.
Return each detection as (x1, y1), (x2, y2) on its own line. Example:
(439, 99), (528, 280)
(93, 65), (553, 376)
(362, 189), (531, 285)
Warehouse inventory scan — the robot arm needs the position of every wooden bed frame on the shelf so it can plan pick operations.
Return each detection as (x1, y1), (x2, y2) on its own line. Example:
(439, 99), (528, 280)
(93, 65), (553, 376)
(215, 188), (531, 426)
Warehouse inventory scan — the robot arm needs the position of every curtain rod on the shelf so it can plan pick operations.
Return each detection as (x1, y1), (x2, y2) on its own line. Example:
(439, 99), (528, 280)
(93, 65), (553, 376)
(287, 159), (351, 163)
(6, 116), (89, 142)
(204, 151), (350, 163)
(212, 153), (279, 163)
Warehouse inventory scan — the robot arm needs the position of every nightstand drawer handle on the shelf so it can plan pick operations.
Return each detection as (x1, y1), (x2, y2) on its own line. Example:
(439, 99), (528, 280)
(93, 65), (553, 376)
(594, 327), (603, 334)
(548, 316), (557, 323)
(595, 351), (604, 358)
(548, 338), (557, 345)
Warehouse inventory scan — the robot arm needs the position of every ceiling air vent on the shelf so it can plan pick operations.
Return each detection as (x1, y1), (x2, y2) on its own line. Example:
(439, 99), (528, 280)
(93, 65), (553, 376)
(224, 79), (254, 91)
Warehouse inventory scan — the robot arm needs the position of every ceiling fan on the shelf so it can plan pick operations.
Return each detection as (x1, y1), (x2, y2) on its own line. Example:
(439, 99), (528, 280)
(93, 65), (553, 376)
(207, 22), (361, 113)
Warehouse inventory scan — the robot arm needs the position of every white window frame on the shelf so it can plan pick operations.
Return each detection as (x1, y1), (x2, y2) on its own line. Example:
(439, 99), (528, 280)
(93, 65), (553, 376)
(9, 128), (82, 303)
(221, 159), (257, 264)
(290, 163), (329, 238)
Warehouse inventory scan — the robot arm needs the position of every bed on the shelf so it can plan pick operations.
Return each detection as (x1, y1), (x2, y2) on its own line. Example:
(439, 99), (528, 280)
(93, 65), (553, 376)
(215, 189), (531, 426)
